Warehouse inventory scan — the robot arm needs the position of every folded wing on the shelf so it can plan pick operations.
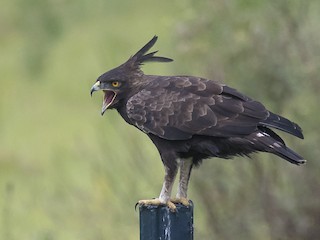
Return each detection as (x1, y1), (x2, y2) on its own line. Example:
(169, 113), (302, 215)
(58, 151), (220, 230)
(127, 76), (303, 140)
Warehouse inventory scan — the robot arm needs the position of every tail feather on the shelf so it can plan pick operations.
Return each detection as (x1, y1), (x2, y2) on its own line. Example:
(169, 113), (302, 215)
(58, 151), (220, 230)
(260, 112), (304, 139)
(249, 130), (306, 165)
(272, 145), (306, 165)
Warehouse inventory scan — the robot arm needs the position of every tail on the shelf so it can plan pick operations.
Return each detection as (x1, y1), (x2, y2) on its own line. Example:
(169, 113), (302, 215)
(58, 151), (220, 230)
(248, 128), (306, 165)
(260, 112), (304, 139)
(273, 145), (306, 165)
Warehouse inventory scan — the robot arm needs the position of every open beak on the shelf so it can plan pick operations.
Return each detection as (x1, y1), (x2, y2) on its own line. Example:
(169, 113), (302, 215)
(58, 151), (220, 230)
(90, 81), (117, 116)
(101, 90), (116, 115)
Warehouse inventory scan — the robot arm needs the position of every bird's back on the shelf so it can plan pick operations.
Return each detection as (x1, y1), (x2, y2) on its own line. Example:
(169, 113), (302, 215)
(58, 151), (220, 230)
(124, 75), (304, 165)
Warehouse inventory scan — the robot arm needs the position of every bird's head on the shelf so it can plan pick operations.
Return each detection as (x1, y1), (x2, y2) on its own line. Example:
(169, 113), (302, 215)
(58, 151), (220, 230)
(91, 36), (173, 115)
(90, 72), (126, 115)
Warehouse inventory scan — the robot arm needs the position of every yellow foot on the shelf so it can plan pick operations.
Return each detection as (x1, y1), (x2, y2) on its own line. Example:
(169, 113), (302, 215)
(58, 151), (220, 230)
(136, 198), (177, 212)
(171, 197), (190, 206)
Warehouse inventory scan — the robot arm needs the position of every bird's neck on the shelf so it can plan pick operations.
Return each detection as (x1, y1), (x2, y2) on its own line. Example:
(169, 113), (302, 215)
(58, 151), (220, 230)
(128, 74), (155, 90)
(116, 102), (133, 125)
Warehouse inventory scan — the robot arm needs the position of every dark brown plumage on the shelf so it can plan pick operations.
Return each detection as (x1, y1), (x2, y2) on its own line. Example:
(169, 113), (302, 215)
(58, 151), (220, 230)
(91, 36), (305, 211)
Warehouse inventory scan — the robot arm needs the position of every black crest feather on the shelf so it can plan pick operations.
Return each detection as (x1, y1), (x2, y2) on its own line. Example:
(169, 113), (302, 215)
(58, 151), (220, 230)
(131, 36), (173, 66)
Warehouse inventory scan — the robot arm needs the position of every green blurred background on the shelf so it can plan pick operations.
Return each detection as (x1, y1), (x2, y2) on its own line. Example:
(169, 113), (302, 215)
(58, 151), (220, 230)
(1, 0), (319, 239)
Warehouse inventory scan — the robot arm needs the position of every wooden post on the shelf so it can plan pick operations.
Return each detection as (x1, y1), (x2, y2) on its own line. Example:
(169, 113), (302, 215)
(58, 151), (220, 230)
(139, 201), (194, 240)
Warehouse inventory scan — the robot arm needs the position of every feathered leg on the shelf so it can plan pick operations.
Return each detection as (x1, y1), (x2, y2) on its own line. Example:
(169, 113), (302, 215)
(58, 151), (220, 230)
(172, 158), (193, 206)
(138, 156), (178, 211)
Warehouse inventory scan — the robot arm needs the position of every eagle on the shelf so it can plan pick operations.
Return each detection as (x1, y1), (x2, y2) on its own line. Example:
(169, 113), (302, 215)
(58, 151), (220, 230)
(90, 36), (305, 211)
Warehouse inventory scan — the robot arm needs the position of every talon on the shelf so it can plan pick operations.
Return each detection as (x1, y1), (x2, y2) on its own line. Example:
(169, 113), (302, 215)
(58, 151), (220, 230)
(171, 197), (190, 206)
(166, 201), (177, 212)
(136, 198), (177, 212)
(134, 202), (139, 211)
(138, 198), (162, 207)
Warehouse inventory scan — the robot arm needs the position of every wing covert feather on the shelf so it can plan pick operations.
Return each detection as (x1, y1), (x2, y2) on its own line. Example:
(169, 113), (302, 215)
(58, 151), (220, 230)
(126, 76), (268, 140)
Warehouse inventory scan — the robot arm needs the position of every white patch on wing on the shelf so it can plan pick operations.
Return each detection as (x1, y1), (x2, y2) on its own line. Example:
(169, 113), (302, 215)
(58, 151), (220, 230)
(273, 142), (281, 148)
(257, 132), (270, 137)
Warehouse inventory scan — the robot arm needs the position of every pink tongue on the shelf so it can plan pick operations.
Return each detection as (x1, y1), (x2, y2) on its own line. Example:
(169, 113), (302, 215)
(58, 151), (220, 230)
(104, 91), (114, 105)
(102, 90), (115, 112)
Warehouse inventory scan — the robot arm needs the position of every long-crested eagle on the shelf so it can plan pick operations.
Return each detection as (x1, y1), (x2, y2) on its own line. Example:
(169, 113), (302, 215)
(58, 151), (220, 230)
(90, 36), (305, 211)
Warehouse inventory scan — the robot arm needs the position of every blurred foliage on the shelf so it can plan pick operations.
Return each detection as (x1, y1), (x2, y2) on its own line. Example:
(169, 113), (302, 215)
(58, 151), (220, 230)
(176, 1), (320, 239)
(0, 0), (319, 239)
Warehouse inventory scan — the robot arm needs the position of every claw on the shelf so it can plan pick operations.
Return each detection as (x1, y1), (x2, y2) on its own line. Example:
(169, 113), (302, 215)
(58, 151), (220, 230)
(171, 197), (190, 206)
(136, 198), (177, 212)
(166, 201), (177, 212)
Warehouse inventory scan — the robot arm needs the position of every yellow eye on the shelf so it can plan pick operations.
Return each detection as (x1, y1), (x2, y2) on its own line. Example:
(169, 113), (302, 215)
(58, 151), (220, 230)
(111, 81), (120, 87)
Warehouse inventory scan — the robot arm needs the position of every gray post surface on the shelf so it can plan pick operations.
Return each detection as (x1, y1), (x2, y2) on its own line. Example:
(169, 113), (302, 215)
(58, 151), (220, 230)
(139, 201), (194, 240)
